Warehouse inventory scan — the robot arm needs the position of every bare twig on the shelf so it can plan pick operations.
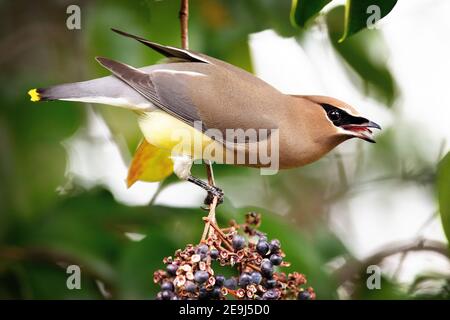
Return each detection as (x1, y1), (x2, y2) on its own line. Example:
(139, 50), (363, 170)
(179, 0), (189, 50)
(178, 0), (219, 241)
(334, 239), (450, 285)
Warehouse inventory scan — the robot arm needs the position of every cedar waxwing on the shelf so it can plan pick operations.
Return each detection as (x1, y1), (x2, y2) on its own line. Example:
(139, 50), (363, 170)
(28, 29), (381, 201)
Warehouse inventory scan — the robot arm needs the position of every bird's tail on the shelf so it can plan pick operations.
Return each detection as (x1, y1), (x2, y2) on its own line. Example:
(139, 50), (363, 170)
(27, 73), (153, 110)
(127, 139), (174, 187)
(27, 82), (89, 102)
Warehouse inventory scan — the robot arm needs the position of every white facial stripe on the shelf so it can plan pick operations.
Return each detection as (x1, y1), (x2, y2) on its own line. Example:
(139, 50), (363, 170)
(63, 97), (153, 110)
(155, 69), (206, 77)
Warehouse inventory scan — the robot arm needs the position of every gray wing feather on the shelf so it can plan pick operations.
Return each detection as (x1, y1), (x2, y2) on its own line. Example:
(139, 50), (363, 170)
(95, 57), (205, 129)
(111, 28), (209, 64)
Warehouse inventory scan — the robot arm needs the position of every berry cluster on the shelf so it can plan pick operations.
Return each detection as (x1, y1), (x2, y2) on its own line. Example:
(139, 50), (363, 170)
(153, 212), (315, 300)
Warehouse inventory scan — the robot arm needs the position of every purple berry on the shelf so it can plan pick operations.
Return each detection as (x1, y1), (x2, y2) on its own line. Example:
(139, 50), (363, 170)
(250, 272), (262, 284)
(269, 239), (281, 253)
(297, 290), (311, 300)
(161, 290), (173, 300)
(266, 279), (277, 288)
(262, 289), (279, 300)
(256, 240), (270, 256)
(209, 248), (219, 260)
(270, 254), (282, 266)
(161, 281), (174, 291)
(232, 235), (246, 250)
(215, 275), (225, 287)
(194, 270), (209, 284)
(166, 263), (178, 276)
(239, 273), (252, 287)
(224, 277), (237, 290)
(261, 260), (273, 278)
(185, 281), (197, 293)
(196, 244), (209, 255)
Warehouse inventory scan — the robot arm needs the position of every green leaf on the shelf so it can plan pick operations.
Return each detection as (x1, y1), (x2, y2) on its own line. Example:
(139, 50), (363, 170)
(290, 0), (332, 28)
(326, 6), (397, 105)
(437, 152), (450, 244)
(340, 0), (398, 42)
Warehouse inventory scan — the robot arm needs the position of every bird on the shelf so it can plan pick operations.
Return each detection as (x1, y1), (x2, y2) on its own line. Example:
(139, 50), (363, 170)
(28, 28), (381, 203)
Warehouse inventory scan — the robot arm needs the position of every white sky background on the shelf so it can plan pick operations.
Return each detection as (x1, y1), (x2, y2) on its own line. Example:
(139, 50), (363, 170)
(63, 0), (450, 290)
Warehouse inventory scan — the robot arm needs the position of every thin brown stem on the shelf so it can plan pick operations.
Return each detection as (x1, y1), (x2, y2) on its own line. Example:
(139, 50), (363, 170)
(178, 0), (220, 241)
(203, 216), (234, 251)
(179, 0), (189, 50)
(334, 239), (450, 286)
(201, 164), (219, 241)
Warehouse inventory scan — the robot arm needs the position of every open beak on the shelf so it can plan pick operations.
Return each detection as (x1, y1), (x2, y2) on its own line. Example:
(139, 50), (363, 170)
(342, 120), (381, 143)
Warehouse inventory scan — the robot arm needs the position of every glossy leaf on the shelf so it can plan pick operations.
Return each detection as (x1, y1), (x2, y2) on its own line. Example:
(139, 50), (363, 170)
(290, 0), (332, 28)
(326, 6), (397, 105)
(340, 0), (398, 42)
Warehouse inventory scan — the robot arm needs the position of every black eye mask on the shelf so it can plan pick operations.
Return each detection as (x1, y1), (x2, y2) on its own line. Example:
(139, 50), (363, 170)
(320, 103), (368, 127)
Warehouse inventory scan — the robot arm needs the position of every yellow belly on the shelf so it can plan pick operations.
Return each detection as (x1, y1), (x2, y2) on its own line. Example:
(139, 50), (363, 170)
(137, 110), (222, 160)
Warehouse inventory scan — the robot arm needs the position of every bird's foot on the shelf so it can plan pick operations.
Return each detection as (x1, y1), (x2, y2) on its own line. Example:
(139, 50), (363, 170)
(203, 186), (224, 206)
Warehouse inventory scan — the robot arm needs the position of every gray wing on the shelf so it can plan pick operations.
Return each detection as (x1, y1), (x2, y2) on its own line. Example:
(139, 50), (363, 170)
(95, 57), (206, 130)
(111, 28), (209, 64)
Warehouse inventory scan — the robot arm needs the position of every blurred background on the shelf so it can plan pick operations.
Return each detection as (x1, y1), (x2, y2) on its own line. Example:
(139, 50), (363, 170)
(0, 0), (449, 299)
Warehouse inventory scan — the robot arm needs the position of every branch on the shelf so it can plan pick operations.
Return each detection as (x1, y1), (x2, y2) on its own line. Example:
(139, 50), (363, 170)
(334, 239), (450, 285)
(179, 0), (189, 50)
(178, 0), (220, 240)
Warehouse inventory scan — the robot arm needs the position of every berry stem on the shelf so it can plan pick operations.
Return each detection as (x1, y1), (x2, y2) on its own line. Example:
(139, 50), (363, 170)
(203, 217), (234, 251)
(247, 263), (262, 272)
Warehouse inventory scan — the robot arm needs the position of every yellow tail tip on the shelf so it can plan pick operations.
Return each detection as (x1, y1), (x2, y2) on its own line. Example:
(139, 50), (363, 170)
(28, 89), (41, 102)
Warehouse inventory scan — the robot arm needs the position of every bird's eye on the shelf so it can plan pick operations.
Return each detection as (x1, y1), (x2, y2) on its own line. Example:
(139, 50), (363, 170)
(328, 110), (341, 121)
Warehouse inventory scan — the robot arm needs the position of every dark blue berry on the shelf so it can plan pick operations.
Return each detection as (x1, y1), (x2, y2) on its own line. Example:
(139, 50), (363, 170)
(262, 289), (279, 300)
(215, 275), (225, 287)
(196, 244), (209, 255)
(256, 240), (270, 256)
(194, 270), (209, 284)
(266, 279), (277, 288)
(261, 260), (273, 278)
(270, 254), (282, 266)
(161, 281), (174, 291)
(297, 290), (311, 300)
(185, 281), (197, 293)
(211, 287), (221, 299)
(209, 248), (219, 260)
(250, 272), (262, 284)
(224, 277), (237, 290)
(239, 273), (252, 287)
(198, 287), (209, 300)
(161, 290), (173, 300)
(269, 239), (281, 253)
(232, 235), (246, 250)
(166, 263), (178, 276)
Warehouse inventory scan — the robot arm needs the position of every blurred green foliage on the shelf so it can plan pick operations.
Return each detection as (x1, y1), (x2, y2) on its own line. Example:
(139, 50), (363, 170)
(339, 0), (398, 42)
(0, 0), (448, 300)
(437, 152), (450, 245)
(291, 0), (332, 28)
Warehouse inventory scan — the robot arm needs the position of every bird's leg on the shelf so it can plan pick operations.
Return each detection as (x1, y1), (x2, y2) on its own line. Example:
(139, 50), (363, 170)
(187, 175), (224, 204)
(172, 155), (224, 206)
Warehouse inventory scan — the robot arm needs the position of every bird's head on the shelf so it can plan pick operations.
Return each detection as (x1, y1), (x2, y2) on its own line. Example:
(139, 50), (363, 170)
(303, 95), (381, 144)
